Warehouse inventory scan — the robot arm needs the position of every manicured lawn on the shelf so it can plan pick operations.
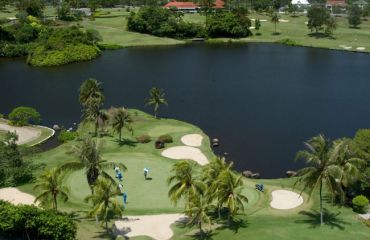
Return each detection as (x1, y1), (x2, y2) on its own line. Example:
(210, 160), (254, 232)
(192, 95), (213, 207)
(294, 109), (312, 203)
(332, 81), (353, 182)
(0, 130), (6, 141)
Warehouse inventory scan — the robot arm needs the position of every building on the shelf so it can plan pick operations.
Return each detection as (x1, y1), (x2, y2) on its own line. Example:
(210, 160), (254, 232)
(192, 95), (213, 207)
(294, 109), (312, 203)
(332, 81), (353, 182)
(353, 0), (368, 9)
(163, 0), (225, 13)
(326, 0), (347, 8)
(291, 0), (310, 6)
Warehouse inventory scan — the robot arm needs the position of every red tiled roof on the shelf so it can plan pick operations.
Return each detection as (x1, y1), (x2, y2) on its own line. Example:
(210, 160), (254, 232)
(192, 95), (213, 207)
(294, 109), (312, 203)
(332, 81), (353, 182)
(163, 1), (225, 9)
(164, 1), (199, 8)
(326, 0), (347, 6)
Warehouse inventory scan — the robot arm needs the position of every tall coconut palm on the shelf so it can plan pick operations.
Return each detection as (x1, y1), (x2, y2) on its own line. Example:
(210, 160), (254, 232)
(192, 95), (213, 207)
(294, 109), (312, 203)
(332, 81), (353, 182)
(202, 156), (233, 218)
(84, 98), (108, 137)
(84, 179), (123, 230)
(60, 137), (127, 194)
(168, 160), (205, 211)
(33, 168), (69, 211)
(144, 87), (168, 119)
(215, 169), (248, 225)
(295, 134), (343, 225)
(79, 78), (104, 107)
(185, 193), (213, 239)
(332, 139), (366, 189)
(111, 108), (133, 142)
(271, 12), (279, 34)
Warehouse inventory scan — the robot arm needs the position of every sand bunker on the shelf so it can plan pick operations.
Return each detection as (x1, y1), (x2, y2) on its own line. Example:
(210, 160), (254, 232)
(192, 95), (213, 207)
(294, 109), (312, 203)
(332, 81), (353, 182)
(115, 214), (184, 240)
(270, 190), (303, 210)
(0, 187), (38, 206)
(279, 19), (289, 22)
(0, 122), (41, 145)
(162, 146), (209, 165)
(357, 47), (365, 51)
(181, 134), (203, 147)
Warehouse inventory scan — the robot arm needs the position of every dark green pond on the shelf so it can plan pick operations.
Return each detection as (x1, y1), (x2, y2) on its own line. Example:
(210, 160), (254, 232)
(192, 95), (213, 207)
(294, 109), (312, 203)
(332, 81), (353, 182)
(1, 43), (370, 178)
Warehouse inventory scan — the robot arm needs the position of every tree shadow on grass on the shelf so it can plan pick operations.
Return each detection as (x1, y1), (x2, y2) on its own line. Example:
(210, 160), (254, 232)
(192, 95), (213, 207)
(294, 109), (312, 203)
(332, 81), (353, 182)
(307, 32), (336, 40)
(114, 138), (137, 147)
(294, 209), (350, 230)
(216, 217), (249, 233)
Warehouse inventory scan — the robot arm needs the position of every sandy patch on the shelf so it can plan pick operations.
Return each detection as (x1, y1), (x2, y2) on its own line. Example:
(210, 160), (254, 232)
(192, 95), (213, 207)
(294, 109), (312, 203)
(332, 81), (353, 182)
(356, 47), (365, 51)
(115, 214), (184, 240)
(0, 187), (38, 206)
(260, 19), (267, 22)
(279, 19), (289, 22)
(162, 146), (209, 165)
(0, 122), (41, 145)
(250, 26), (255, 30)
(270, 190), (303, 210)
(181, 134), (203, 147)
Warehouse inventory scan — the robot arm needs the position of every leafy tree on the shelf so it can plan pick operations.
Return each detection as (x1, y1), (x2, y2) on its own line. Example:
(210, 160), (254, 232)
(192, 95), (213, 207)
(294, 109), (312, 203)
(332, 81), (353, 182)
(214, 169), (248, 225)
(324, 16), (337, 36)
(206, 11), (252, 38)
(33, 168), (69, 211)
(168, 160), (205, 211)
(307, 5), (330, 33)
(287, 2), (299, 17)
(185, 193), (213, 239)
(271, 12), (280, 34)
(88, 0), (100, 12)
(84, 179), (123, 230)
(145, 87), (168, 119)
(111, 108), (133, 142)
(353, 129), (370, 161)
(295, 135), (343, 225)
(57, 2), (72, 21)
(8, 106), (40, 126)
(60, 137), (127, 194)
(16, 0), (45, 17)
(348, 4), (362, 28)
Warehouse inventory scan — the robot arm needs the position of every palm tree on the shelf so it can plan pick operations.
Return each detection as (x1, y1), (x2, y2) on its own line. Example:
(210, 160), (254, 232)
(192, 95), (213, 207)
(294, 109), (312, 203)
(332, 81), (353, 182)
(202, 156), (233, 218)
(185, 193), (213, 239)
(168, 160), (205, 211)
(60, 137), (127, 194)
(332, 139), (366, 189)
(271, 12), (280, 34)
(85, 179), (123, 230)
(145, 87), (168, 119)
(295, 134), (343, 225)
(84, 98), (108, 137)
(33, 168), (69, 211)
(215, 170), (248, 226)
(79, 78), (104, 107)
(111, 108), (133, 142)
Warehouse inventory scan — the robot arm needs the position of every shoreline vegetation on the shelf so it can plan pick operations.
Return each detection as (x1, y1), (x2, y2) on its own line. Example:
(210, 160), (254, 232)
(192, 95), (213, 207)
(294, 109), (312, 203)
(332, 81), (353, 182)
(1, 4), (370, 67)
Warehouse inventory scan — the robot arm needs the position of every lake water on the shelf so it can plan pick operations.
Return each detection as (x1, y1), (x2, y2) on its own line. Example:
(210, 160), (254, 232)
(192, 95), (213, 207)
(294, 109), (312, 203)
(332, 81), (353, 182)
(1, 43), (370, 178)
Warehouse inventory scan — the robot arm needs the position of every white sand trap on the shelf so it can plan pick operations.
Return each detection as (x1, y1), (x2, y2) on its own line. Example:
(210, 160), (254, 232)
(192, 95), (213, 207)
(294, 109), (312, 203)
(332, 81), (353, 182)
(0, 187), (38, 206)
(270, 190), (303, 210)
(181, 134), (203, 147)
(115, 214), (184, 240)
(162, 146), (209, 165)
(344, 46), (352, 50)
(357, 47), (365, 51)
(260, 19), (267, 22)
(305, 21), (308, 25)
(0, 122), (41, 145)
(250, 26), (255, 30)
(279, 19), (289, 22)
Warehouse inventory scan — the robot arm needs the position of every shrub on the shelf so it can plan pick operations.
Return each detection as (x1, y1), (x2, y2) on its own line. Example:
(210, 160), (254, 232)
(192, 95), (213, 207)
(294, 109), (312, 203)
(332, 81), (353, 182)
(352, 195), (369, 213)
(0, 43), (30, 57)
(136, 134), (151, 143)
(0, 200), (77, 240)
(58, 130), (78, 142)
(8, 106), (41, 126)
(206, 12), (252, 38)
(0, 113), (3, 118)
(364, 219), (370, 227)
(277, 38), (298, 46)
(158, 134), (173, 143)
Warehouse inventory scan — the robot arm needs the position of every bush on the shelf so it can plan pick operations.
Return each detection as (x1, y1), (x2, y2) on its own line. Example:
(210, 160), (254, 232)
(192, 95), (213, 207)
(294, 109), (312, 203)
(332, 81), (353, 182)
(277, 38), (298, 46)
(27, 43), (101, 66)
(158, 134), (173, 143)
(0, 200), (77, 240)
(8, 106), (41, 126)
(352, 195), (369, 213)
(58, 130), (78, 142)
(136, 134), (151, 143)
(364, 219), (370, 227)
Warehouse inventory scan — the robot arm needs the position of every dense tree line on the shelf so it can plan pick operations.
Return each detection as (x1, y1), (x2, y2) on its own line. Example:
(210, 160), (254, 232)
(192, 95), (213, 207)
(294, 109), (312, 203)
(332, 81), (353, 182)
(128, 6), (252, 39)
